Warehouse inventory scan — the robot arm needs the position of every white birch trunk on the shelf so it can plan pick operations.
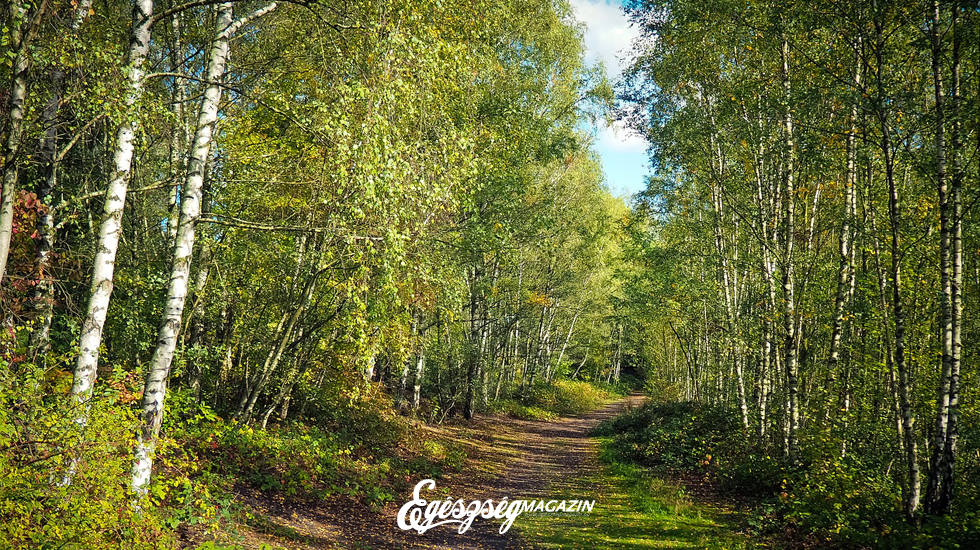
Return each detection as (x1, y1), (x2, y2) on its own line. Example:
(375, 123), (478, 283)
(166, 13), (188, 245)
(942, 6), (964, 515)
(28, 0), (95, 353)
(67, 0), (154, 487)
(132, 1), (278, 497)
(412, 348), (425, 410)
(401, 317), (418, 394)
(926, 0), (952, 513)
(871, 11), (919, 518)
(828, 48), (861, 377)
(779, 34), (800, 463)
(0, 1), (36, 285)
(554, 309), (580, 372)
(927, 0), (963, 515)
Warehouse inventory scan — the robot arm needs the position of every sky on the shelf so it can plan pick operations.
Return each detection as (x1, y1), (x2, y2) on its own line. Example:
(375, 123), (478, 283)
(568, 0), (649, 198)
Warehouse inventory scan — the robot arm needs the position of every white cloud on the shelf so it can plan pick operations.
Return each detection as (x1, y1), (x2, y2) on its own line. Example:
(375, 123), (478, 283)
(569, 0), (638, 80)
(596, 120), (646, 153)
(570, 0), (649, 196)
(571, 1), (644, 154)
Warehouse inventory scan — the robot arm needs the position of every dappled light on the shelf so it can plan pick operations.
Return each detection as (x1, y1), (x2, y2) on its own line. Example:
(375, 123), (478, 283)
(1, 0), (977, 548)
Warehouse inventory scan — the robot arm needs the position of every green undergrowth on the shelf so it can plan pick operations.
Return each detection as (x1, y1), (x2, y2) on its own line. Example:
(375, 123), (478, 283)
(135, 387), (469, 548)
(494, 378), (625, 420)
(0, 362), (468, 549)
(493, 399), (559, 421)
(0, 362), (174, 549)
(518, 434), (756, 549)
(161, 387), (467, 506)
(595, 401), (980, 550)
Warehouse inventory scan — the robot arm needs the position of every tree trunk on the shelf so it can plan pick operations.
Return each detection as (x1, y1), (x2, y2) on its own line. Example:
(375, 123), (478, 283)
(927, 1), (963, 516)
(758, 325), (770, 439)
(186, 231), (212, 399)
(555, 309), (580, 370)
(827, 47), (861, 377)
(28, 0), (95, 354)
(941, 3), (963, 516)
(401, 316), (418, 395)
(613, 324), (622, 384)
(66, 0), (154, 488)
(749, 105), (778, 443)
(133, 1), (238, 497)
(870, 192), (905, 459)
(239, 265), (319, 423)
(872, 5), (919, 519)
(0, 1), (44, 285)
(925, 0), (952, 515)
(464, 268), (480, 420)
(779, 33), (800, 463)
(166, 13), (188, 246)
(261, 330), (309, 430)
(412, 347), (426, 410)
(707, 155), (749, 429)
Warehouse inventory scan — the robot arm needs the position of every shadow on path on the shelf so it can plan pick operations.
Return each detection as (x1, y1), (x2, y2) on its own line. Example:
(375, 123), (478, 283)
(233, 395), (646, 550)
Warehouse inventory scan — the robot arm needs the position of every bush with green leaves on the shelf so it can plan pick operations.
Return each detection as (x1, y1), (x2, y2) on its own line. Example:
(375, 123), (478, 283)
(780, 457), (900, 545)
(492, 399), (558, 421)
(595, 401), (741, 470)
(597, 400), (980, 548)
(162, 388), (464, 510)
(0, 360), (170, 549)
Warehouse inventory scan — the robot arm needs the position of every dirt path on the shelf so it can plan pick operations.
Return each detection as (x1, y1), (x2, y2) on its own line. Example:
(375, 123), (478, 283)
(234, 395), (645, 550)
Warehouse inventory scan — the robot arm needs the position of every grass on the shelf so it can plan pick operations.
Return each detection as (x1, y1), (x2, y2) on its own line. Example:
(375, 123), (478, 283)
(518, 440), (759, 549)
(493, 399), (559, 420)
(494, 379), (621, 420)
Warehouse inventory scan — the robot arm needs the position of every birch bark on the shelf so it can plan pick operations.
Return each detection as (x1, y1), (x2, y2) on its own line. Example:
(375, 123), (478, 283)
(133, 1), (278, 497)
(0, 1), (45, 284)
(942, 3), (964, 515)
(68, 0), (154, 460)
(927, 0), (964, 516)
(779, 34), (800, 462)
(926, 0), (952, 514)
(828, 48), (861, 377)
(29, 0), (95, 352)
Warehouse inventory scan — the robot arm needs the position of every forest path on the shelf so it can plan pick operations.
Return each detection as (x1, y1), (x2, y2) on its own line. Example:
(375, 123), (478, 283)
(234, 395), (646, 549)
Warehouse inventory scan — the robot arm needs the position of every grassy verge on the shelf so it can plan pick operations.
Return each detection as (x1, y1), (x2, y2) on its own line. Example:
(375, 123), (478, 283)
(493, 378), (633, 420)
(518, 438), (758, 549)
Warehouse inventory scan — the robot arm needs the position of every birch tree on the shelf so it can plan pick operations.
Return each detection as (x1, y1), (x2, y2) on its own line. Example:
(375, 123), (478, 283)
(67, 0), (154, 460)
(0, 0), (44, 286)
(29, 0), (96, 352)
(133, 0), (277, 496)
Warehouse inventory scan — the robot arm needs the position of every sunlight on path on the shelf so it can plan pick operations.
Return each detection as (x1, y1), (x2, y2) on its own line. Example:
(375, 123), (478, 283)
(518, 422), (757, 549)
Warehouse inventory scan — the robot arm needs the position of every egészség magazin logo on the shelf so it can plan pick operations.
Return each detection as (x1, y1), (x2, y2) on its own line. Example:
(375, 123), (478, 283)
(397, 479), (595, 535)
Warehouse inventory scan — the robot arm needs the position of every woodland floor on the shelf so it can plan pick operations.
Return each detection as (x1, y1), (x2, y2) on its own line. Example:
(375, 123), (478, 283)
(208, 395), (755, 550)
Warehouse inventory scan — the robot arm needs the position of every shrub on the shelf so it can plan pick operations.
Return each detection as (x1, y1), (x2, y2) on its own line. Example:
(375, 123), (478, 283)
(779, 457), (901, 546)
(0, 361), (170, 549)
(595, 399), (980, 548)
(644, 377), (683, 402)
(717, 451), (783, 497)
(596, 401), (741, 470)
(163, 387), (465, 511)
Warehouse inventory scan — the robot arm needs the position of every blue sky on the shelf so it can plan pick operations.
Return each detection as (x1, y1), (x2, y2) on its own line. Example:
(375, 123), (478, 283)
(569, 0), (649, 198)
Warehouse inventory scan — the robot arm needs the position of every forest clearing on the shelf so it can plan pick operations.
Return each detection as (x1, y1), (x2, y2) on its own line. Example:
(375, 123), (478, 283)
(1, 0), (978, 548)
